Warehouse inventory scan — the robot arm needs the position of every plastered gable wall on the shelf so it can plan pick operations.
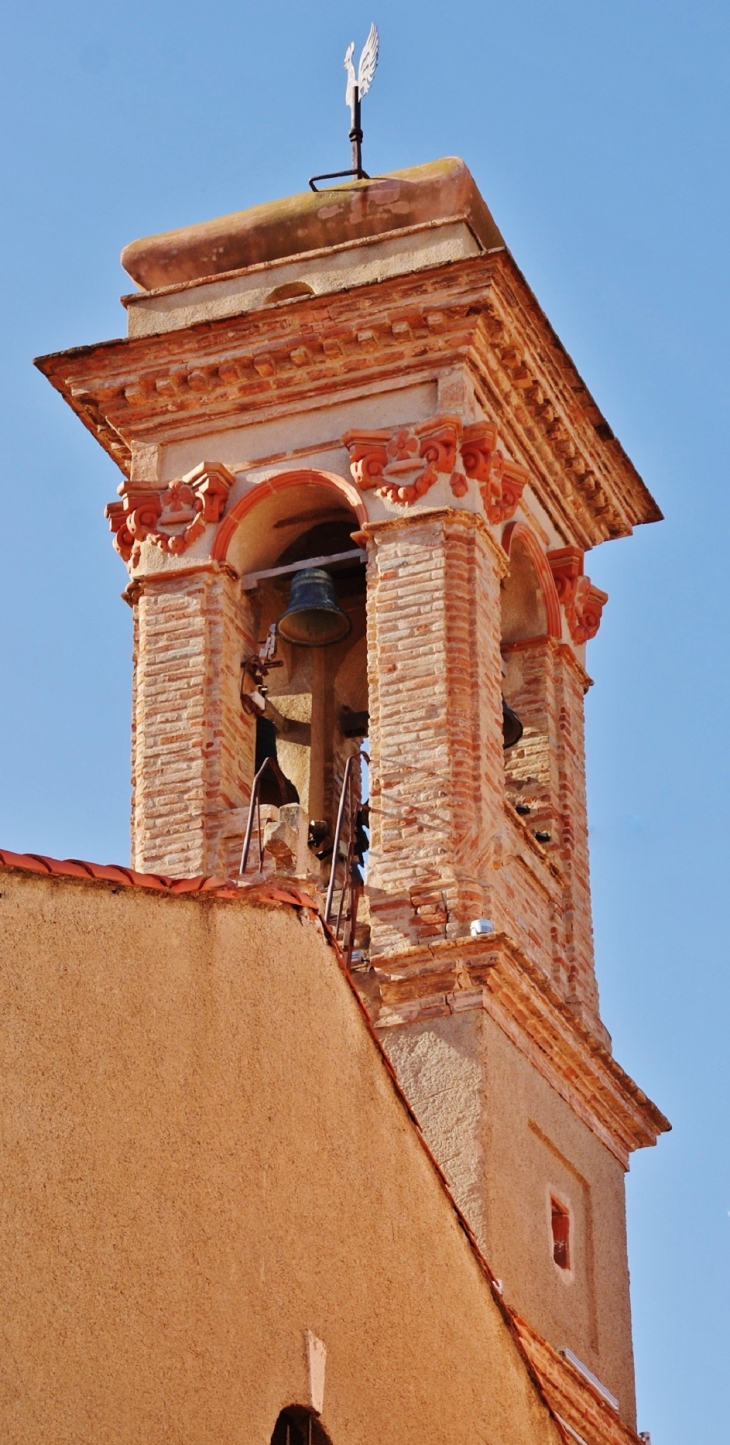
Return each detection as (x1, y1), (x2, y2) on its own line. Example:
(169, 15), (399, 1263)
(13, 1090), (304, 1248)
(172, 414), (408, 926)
(382, 1012), (636, 1426)
(0, 867), (562, 1445)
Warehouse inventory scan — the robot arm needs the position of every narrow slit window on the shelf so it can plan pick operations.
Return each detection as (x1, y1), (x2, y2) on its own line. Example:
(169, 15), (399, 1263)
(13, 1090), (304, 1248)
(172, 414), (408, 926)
(551, 1197), (571, 1270)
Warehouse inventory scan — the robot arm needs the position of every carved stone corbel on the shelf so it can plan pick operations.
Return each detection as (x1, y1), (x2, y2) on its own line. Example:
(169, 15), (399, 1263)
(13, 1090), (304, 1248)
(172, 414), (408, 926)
(344, 416), (462, 505)
(380, 416), (461, 503)
(498, 460), (530, 524)
(461, 422), (528, 524)
(341, 430), (389, 490)
(547, 547), (608, 643)
(105, 461), (235, 563)
(105, 488), (162, 563)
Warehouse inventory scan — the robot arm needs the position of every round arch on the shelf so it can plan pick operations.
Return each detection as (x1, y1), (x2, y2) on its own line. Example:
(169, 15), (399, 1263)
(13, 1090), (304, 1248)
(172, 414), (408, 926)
(213, 467), (366, 568)
(501, 521), (562, 640)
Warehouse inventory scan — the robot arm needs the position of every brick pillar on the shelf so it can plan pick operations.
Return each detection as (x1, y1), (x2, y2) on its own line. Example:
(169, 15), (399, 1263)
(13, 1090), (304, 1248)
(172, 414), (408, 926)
(131, 564), (254, 877)
(366, 510), (506, 958)
(553, 645), (604, 1036)
(501, 636), (605, 1040)
(502, 636), (562, 843)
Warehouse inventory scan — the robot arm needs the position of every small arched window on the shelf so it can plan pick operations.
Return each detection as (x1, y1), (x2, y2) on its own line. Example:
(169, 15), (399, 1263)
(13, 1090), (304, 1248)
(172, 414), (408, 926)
(271, 1406), (332, 1445)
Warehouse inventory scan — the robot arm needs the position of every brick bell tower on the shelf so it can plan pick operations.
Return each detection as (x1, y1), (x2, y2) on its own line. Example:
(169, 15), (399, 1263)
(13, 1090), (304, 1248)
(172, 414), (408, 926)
(38, 158), (669, 1444)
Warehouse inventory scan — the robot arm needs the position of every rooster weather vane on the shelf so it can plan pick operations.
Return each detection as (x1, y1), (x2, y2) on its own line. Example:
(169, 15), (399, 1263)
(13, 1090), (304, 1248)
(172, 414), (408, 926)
(309, 23), (380, 192)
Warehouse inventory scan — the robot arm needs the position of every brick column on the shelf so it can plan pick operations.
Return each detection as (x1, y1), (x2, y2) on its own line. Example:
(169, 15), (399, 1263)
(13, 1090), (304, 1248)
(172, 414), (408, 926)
(366, 510), (506, 958)
(502, 636), (562, 842)
(501, 636), (606, 1041)
(553, 645), (604, 1037)
(131, 564), (254, 877)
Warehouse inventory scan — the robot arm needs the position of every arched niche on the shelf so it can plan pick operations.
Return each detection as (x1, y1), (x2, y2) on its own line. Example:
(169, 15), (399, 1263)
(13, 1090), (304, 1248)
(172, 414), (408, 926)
(212, 468), (366, 575)
(221, 468), (368, 846)
(501, 521), (561, 643)
(500, 522), (561, 833)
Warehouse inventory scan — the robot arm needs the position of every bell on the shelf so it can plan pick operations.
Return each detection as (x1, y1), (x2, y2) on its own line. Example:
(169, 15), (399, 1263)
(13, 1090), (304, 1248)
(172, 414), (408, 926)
(502, 697), (524, 749)
(255, 716), (299, 806)
(277, 567), (352, 647)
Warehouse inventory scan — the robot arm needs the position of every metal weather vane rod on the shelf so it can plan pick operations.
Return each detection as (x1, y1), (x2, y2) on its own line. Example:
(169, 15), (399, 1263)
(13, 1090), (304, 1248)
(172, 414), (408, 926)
(309, 23), (379, 192)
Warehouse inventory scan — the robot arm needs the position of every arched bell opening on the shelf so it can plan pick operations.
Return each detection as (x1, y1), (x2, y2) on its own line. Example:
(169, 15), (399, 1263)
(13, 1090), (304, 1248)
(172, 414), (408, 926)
(500, 524), (561, 842)
(235, 473), (368, 880)
(270, 1406), (332, 1445)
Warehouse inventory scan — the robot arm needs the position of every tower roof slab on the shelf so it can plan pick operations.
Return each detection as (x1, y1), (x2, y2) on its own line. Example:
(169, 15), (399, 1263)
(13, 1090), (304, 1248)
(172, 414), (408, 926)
(120, 158), (506, 291)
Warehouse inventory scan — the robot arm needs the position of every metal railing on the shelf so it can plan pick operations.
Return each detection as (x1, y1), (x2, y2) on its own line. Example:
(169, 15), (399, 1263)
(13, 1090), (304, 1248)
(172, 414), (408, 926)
(325, 748), (368, 963)
(239, 758), (284, 876)
(240, 748), (369, 968)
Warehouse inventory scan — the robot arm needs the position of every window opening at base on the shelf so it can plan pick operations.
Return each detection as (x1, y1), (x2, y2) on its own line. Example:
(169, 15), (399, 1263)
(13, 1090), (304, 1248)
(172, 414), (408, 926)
(551, 1196), (571, 1270)
(271, 1406), (331, 1445)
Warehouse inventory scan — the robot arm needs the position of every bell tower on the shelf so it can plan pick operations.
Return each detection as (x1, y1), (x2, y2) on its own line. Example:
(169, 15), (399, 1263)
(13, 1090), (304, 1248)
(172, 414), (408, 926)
(38, 157), (669, 1444)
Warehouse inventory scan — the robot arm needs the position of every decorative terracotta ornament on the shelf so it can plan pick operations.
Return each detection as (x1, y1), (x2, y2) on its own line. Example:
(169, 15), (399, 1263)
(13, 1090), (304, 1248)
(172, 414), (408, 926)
(547, 547), (608, 643)
(106, 462), (235, 563)
(461, 422), (528, 524)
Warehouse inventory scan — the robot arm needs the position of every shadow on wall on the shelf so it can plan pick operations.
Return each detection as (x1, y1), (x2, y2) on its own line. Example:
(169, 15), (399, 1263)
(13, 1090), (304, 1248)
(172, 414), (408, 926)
(271, 1406), (332, 1445)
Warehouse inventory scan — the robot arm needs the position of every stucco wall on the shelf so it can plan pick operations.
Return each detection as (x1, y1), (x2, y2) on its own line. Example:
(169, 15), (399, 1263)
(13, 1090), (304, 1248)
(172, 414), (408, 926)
(0, 867), (561, 1445)
(382, 1010), (636, 1426)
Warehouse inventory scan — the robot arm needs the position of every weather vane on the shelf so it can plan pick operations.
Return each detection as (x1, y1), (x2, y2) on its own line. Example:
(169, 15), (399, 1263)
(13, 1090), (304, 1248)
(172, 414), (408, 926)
(309, 23), (380, 192)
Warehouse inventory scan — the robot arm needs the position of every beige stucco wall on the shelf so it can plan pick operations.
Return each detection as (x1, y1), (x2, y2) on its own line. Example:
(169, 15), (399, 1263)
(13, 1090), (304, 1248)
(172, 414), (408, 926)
(0, 867), (562, 1445)
(382, 1010), (636, 1426)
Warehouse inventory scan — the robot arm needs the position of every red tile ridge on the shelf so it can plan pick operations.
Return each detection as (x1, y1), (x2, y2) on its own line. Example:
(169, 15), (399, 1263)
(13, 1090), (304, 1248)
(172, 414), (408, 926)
(0, 847), (321, 912)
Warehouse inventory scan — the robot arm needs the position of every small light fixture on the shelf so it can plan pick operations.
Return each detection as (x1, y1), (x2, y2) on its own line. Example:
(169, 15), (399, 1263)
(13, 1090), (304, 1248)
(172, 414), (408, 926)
(470, 918), (495, 936)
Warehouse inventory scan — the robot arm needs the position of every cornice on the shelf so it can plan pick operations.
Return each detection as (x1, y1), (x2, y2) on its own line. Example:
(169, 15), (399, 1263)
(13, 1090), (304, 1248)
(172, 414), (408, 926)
(471, 255), (660, 536)
(501, 634), (595, 694)
(365, 931), (670, 1167)
(35, 253), (658, 550)
(511, 1311), (645, 1445)
(122, 558), (239, 606)
(359, 504), (510, 578)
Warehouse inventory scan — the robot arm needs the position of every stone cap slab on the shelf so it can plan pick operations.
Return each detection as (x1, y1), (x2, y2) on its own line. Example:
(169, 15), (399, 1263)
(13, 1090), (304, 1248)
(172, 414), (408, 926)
(121, 157), (505, 291)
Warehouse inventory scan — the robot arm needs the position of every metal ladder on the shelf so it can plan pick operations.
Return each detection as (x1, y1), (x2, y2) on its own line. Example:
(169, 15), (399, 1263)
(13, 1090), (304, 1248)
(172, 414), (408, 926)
(239, 748), (368, 969)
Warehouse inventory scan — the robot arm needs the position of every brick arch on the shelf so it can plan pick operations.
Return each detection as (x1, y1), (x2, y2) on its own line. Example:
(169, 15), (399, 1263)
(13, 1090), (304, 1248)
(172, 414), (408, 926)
(501, 521), (562, 639)
(212, 468), (366, 564)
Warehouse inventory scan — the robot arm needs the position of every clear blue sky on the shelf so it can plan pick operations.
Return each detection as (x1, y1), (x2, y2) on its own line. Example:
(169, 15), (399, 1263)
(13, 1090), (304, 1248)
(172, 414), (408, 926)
(1, 2), (727, 1440)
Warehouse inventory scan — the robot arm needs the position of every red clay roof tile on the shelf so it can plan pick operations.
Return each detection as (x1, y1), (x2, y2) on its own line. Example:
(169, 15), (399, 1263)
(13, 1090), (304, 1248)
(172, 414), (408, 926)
(0, 847), (319, 913)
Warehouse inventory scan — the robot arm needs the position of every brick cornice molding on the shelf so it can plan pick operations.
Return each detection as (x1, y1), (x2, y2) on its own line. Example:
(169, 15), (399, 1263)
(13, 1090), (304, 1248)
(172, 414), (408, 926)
(501, 634), (594, 693)
(123, 558), (240, 606)
(511, 1311), (646, 1445)
(36, 252), (659, 549)
(467, 257), (661, 539)
(360, 504), (510, 578)
(367, 931), (669, 1166)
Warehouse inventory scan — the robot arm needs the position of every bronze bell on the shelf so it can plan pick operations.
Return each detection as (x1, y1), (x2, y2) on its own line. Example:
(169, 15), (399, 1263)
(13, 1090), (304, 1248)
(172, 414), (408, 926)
(277, 567), (352, 647)
(502, 698), (524, 749)
(255, 716), (299, 806)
